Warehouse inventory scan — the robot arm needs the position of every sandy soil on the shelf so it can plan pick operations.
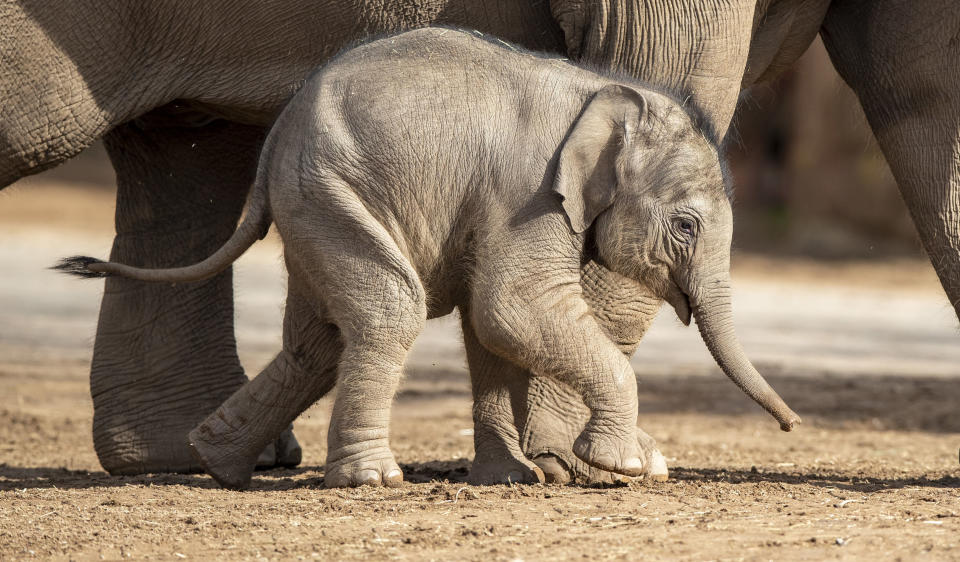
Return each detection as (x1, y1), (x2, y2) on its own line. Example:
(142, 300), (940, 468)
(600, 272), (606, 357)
(1, 178), (959, 560)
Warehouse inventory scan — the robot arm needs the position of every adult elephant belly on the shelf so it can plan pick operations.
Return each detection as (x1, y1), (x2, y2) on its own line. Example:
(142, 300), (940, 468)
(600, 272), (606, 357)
(164, 2), (568, 128)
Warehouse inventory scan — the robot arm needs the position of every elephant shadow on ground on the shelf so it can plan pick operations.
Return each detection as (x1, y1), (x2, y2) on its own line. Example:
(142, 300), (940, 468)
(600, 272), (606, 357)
(670, 466), (960, 492)
(0, 464), (215, 491)
(0, 460), (473, 492)
(3, 461), (957, 493)
(260, 463), (960, 492)
(629, 365), (960, 434)
(400, 363), (960, 434)
(243, 459), (472, 490)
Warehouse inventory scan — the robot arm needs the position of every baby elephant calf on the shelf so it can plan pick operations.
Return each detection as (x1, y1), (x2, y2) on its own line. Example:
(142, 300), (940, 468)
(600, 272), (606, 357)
(61, 27), (799, 488)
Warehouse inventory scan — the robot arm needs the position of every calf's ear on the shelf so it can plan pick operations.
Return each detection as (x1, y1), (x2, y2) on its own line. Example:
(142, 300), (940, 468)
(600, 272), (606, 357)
(553, 84), (648, 233)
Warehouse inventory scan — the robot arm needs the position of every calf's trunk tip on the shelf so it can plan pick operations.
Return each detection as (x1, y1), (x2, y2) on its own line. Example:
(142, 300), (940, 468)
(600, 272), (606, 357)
(692, 289), (801, 432)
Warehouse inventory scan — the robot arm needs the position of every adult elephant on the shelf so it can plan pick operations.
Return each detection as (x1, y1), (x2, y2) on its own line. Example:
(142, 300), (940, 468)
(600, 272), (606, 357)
(2, 1), (957, 481)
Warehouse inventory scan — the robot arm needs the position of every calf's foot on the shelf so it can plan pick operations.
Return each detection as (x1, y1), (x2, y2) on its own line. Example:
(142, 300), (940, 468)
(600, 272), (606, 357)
(324, 446), (403, 488)
(573, 425), (646, 477)
(188, 423), (260, 491)
(187, 422), (302, 490)
(522, 376), (669, 483)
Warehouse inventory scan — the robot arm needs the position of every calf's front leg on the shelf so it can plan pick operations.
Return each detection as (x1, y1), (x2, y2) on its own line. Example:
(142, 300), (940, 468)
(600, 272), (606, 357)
(470, 245), (645, 477)
(523, 261), (669, 483)
(469, 260), (668, 483)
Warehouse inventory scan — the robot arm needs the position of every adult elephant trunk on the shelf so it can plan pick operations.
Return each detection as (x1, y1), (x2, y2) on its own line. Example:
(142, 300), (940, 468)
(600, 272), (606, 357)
(689, 275), (801, 432)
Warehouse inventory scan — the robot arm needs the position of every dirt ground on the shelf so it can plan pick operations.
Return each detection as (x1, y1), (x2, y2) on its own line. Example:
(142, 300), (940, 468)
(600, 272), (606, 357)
(1, 175), (959, 560)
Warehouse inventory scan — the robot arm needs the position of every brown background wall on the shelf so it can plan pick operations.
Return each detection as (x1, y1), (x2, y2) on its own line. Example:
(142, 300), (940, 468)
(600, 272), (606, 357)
(728, 38), (921, 258)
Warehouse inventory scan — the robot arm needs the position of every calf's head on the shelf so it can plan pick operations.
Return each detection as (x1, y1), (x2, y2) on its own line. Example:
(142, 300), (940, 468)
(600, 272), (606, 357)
(553, 84), (800, 431)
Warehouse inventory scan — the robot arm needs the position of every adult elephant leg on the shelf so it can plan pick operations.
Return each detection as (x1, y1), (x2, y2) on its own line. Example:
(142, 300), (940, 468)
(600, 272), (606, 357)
(520, 261), (668, 483)
(461, 314), (544, 485)
(92, 115), (297, 474)
(822, 2), (960, 315)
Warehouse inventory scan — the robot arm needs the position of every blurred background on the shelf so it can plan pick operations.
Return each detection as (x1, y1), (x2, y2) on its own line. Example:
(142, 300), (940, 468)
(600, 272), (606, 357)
(728, 38), (917, 259)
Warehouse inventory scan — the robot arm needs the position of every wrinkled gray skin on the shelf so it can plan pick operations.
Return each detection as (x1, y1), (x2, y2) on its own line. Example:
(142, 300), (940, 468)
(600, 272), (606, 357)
(4, 1), (958, 482)
(66, 29), (800, 489)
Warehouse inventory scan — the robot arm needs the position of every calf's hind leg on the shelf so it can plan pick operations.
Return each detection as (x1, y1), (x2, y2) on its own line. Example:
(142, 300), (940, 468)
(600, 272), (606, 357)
(189, 278), (342, 490)
(279, 188), (427, 488)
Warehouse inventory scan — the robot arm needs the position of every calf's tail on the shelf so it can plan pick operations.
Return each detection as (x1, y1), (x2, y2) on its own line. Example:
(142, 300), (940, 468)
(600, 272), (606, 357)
(55, 177), (271, 284)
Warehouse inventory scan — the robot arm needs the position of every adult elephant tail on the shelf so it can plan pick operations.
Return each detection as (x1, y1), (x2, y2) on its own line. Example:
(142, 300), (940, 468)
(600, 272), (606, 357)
(55, 176), (272, 284)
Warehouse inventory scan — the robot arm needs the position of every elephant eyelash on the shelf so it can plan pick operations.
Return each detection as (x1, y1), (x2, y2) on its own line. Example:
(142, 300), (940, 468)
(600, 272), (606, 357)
(671, 216), (698, 237)
(669, 212), (701, 249)
(668, 226), (693, 247)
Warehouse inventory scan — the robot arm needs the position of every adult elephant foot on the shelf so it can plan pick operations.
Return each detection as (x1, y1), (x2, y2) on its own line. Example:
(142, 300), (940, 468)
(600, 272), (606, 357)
(92, 115), (298, 475)
(521, 375), (668, 484)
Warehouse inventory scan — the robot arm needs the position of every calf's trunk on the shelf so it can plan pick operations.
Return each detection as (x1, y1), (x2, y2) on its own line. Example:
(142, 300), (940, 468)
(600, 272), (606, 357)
(691, 277), (801, 431)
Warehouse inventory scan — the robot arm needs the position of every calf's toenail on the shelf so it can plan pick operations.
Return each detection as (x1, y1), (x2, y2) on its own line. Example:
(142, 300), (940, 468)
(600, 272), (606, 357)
(358, 469), (380, 485)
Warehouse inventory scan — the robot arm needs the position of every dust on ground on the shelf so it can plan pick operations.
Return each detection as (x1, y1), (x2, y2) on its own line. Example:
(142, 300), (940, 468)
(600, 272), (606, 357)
(1, 179), (959, 560)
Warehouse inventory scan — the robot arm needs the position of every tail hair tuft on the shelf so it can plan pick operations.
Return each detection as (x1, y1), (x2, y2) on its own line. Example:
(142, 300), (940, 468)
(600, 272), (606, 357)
(51, 256), (109, 279)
